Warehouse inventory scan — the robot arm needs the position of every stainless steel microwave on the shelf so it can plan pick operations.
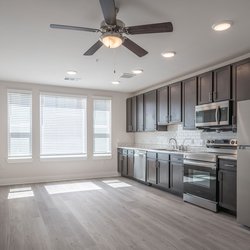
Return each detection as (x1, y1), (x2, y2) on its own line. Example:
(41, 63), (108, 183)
(195, 100), (232, 128)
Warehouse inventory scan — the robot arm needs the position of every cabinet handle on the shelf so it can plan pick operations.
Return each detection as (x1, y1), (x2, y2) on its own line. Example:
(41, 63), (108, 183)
(223, 164), (235, 168)
(208, 92), (212, 102)
(213, 91), (217, 101)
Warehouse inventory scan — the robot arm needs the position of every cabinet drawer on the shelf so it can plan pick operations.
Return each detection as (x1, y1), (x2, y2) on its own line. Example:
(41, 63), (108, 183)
(219, 159), (236, 170)
(158, 153), (169, 161)
(170, 154), (183, 163)
(147, 152), (157, 159)
(127, 149), (134, 155)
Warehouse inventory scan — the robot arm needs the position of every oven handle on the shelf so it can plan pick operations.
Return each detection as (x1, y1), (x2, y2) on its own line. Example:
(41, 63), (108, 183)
(184, 160), (217, 170)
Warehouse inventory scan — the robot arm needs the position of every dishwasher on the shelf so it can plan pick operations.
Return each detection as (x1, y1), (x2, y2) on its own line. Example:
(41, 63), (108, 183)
(134, 150), (146, 182)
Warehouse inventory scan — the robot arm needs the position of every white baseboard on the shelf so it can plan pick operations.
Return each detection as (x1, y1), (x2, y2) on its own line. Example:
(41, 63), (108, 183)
(0, 171), (121, 186)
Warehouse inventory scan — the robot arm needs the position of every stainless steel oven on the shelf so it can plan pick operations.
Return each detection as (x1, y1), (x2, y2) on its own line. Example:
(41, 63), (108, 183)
(195, 100), (232, 128)
(183, 153), (218, 212)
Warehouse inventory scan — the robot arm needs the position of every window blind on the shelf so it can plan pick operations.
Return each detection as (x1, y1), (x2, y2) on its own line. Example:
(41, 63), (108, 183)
(93, 99), (111, 155)
(8, 91), (32, 158)
(40, 93), (87, 157)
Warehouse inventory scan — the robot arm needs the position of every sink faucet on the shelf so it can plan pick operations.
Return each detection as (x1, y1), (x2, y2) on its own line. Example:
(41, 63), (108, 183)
(169, 138), (178, 150)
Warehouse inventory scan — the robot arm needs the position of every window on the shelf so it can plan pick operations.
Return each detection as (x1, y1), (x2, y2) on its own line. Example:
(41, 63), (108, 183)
(93, 98), (111, 156)
(40, 93), (87, 158)
(8, 90), (32, 159)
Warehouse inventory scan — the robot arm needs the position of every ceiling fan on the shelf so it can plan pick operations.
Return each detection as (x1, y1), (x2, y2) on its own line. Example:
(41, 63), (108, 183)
(50, 0), (173, 57)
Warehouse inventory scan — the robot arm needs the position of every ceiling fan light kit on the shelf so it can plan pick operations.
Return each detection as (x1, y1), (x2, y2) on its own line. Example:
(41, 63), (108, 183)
(50, 0), (173, 57)
(100, 32), (123, 48)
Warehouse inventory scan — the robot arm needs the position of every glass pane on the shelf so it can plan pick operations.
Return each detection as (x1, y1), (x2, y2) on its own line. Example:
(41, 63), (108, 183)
(40, 94), (86, 156)
(196, 109), (216, 123)
(93, 99), (111, 155)
(186, 169), (213, 188)
(8, 91), (32, 158)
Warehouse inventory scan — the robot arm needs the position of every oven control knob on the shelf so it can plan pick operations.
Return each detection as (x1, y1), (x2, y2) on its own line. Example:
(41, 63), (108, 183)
(231, 140), (235, 145)
(207, 140), (210, 144)
(211, 140), (215, 144)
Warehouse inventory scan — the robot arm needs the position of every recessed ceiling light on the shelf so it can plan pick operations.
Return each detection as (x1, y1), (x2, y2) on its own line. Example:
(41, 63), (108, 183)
(112, 81), (120, 85)
(67, 70), (77, 75)
(162, 51), (176, 58)
(132, 69), (143, 74)
(212, 21), (232, 31)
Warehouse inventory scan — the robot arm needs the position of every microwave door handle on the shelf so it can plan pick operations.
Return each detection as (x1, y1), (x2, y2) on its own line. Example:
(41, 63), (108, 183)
(215, 107), (219, 124)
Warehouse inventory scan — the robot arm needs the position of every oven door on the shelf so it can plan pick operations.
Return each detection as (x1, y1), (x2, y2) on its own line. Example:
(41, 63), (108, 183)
(184, 160), (217, 201)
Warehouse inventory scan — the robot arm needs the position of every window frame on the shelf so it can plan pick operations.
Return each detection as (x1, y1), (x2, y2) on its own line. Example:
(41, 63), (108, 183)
(39, 91), (88, 159)
(7, 89), (33, 161)
(92, 96), (112, 159)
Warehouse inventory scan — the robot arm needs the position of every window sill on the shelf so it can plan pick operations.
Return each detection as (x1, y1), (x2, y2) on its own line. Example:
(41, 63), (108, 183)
(92, 154), (112, 160)
(7, 157), (33, 163)
(40, 155), (87, 162)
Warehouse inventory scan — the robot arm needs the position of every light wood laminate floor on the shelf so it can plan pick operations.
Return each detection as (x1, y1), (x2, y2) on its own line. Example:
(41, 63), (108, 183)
(0, 177), (250, 250)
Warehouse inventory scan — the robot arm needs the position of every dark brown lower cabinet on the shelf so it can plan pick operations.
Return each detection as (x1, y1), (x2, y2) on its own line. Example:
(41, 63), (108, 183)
(169, 155), (184, 195)
(157, 153), (170, 188)
(218, 160), (237, 212)
(120, 150), (128, 177)
(127, 150), (134, 178)
(157, 160), (170, 188)
(146, 152), (157, 184)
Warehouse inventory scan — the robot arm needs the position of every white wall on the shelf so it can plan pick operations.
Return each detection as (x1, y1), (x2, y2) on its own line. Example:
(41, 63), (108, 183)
(0, 81), (134, 186)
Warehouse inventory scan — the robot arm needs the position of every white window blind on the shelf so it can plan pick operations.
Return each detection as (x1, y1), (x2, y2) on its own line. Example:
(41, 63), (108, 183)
(8, 90), (32, 159)
(93, 99), (111, 156)
(40, 93), (87, 158)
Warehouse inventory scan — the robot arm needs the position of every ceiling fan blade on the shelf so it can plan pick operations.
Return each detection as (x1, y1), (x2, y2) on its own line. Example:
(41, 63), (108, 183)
(84, 40), (103, 56)
(126, 22), (173, 35)
(99, 0), (117, 25)
(50, 24), (100, 33)
(123, 37), (148, 57)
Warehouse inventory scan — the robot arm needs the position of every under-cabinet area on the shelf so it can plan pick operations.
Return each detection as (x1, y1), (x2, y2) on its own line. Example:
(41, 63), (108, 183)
(118, 146), (237, 214)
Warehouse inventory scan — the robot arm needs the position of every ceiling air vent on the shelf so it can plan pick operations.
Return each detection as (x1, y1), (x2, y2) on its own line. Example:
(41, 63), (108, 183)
(64, 77), (81, 81)
(120, 73), (136, 79)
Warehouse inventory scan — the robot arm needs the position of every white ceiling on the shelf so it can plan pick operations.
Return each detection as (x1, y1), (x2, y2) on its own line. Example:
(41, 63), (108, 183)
(0, 0), (250, 93)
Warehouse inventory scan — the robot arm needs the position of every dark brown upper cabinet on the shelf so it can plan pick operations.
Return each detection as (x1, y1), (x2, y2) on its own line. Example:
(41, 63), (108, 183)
(213, 65), (232, 102)
(198, 71), (213, 105)
(126, 97), (136, 132)
(169, 82), (182, 124)
(136, 94), (144, 132)
(144, 90), (157, 131)
(233, 58), (250, 102)
(157, 86), (168, 125)
(198, 66), (232, 105)
(182, 77), (197, 130)
(232, 58), (250, 126)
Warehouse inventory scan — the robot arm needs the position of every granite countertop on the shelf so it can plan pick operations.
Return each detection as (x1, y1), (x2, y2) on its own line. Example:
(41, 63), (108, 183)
(118, 146), (237, 160)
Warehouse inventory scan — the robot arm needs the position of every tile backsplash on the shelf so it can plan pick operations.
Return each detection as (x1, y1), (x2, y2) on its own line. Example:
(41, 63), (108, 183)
(134, 124), (236, 150)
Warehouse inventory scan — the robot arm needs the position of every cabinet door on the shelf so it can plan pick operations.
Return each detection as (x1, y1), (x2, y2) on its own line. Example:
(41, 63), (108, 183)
(198, 71), (213, 104)
(144, 90), (157, 131)
(117, 149), (122, 173)
(127, 152), (134, 177)
(121, 155), (128, 176)
(126, 98), (132, 132)
(170, 163), (184, 195)
(131, 96), (137, 132)
(157, 86), (169, 125)
(136, 94), (144, 132)
(218, 169), (236, 212)
(182, 77), (197, 129)
(157, 160), (169, 188)
(213, 66), (231, 102)
(146, 158), (157, 184)
(232, 59), (250, 127)
(169, 82), (182, 123)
